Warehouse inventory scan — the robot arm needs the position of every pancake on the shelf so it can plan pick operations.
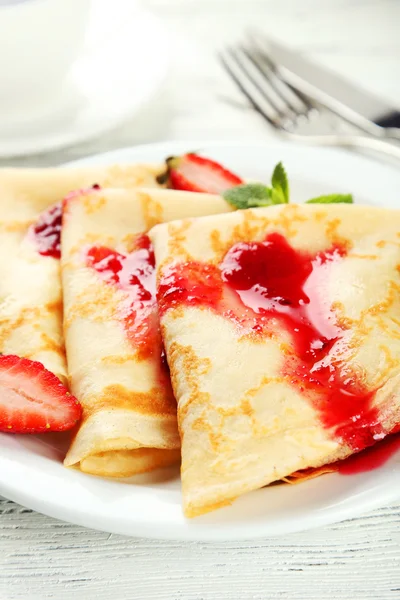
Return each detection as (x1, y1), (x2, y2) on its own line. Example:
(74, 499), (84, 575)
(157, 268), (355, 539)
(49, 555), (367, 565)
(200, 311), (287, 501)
(0, 164), (162, 383)
(149, 203), (400, 517)
(62, 187), (232, 476)
(0, 164), (162, 214)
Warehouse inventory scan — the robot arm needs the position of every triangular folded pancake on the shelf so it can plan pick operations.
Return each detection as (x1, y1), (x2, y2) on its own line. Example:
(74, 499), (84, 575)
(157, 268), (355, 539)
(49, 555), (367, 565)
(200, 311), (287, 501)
(149, 204), (400, 517)
(62, 187), (232, 476)
(0, 164), (161, 382)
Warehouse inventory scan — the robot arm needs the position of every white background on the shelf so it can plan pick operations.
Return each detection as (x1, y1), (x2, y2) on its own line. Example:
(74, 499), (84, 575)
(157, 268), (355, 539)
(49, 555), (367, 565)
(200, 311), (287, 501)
(1, 0), (400, 599)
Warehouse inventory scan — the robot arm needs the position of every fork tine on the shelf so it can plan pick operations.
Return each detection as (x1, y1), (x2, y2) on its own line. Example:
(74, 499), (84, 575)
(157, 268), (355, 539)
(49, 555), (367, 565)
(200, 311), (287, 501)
(240, 42), (313, 116)
(230, 47), (291, 119)
(219, 49), (282, 128)
(247, 34), (316, 112)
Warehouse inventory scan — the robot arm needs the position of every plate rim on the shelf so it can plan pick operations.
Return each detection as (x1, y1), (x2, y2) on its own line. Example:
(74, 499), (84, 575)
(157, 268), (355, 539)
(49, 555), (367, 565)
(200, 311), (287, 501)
(1, 463), (399, 541)
(1, 139), (400, 540)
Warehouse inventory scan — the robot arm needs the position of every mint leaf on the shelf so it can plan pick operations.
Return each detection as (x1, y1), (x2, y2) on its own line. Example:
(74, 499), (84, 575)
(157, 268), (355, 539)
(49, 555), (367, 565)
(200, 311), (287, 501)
(222, 163), (353, 211)
(270, 186), (286, 205)
(223, 183), (274, 209)
(271, 162), (289, 203)
(306, 194), (353, 204)
(223, 163), (290, 210)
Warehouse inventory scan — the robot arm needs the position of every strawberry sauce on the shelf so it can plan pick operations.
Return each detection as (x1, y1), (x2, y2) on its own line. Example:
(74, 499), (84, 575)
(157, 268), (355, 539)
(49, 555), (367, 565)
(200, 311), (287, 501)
(158, 232), (383, 452)
(31, 185), (101, 260)
(338, 432), (400, 474)
(86, 234), (157, 358)
(31, 202), (62, 259)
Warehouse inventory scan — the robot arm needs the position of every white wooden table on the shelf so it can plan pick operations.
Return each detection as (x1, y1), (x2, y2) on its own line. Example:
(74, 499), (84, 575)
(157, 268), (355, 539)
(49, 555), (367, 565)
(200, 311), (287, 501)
(1, 1), (400, 598)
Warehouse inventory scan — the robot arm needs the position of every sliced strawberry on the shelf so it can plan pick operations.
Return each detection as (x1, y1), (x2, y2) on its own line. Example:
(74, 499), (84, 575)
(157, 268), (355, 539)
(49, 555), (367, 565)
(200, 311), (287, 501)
(158, 153), (243, 194)
(0, 355), (81, 434)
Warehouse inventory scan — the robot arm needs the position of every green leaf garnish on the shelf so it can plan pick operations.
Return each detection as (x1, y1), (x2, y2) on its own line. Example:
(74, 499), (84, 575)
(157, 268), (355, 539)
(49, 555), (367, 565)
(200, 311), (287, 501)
(306, 194), (353, 204)
(223, 161), (289, 209)
(223, 183), (274, 209)
(222, 161), (353, 210)
(271, 162), (289, 203)
(270, 186), (286, 206)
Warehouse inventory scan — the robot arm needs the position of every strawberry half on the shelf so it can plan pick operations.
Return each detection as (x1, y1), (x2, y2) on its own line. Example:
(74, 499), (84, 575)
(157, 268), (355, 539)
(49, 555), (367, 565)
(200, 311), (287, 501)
(0, 355), (81, 434)
(158, 153), (243, 194)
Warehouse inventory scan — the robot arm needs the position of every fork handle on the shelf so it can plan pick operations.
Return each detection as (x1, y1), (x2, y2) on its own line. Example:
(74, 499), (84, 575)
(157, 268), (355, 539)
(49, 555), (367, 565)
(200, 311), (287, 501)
(285, 132), (400, 161)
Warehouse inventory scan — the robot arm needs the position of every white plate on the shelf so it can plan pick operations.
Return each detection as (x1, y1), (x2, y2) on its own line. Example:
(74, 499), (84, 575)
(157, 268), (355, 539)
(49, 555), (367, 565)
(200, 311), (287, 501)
(1, 141), (400, 540)
(0, 1), (169, 157)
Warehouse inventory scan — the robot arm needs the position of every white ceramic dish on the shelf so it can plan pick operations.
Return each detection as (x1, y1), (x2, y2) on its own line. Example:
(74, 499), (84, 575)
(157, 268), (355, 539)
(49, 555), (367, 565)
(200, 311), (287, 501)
(0, 0), (169, 157)
(0, 141), (399, 541)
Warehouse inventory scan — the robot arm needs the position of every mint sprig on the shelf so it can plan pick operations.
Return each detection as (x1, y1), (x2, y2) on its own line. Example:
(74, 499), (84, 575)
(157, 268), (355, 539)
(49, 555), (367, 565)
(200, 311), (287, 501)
(223, 161), (289, 209)
(223, 161), (353, 210)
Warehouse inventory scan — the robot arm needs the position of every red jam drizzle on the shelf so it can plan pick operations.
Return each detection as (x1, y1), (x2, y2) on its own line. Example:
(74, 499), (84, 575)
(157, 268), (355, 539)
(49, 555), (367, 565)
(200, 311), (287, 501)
(158, 232), (384, 452)
(86, 234), (171, 391)
(338, 431), (400, 474)
(31, 202), (62, 259)
(291, 431), (400, 479)
(30, 184), (101, 260)
(86, 234), (157, 358)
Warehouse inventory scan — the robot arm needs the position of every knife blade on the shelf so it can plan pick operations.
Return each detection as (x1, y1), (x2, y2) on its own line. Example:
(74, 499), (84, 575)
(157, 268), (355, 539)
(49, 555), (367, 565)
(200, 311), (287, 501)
(254, 34), (400, 139)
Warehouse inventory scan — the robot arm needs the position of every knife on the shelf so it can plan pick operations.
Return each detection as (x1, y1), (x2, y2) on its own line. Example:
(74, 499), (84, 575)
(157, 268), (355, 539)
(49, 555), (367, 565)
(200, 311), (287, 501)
(253, 33), (400, 140)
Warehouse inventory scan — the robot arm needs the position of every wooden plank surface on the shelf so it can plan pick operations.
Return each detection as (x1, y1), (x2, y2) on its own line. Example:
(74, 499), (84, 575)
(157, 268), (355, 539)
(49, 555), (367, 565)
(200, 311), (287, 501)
(1, 497), (399, 600)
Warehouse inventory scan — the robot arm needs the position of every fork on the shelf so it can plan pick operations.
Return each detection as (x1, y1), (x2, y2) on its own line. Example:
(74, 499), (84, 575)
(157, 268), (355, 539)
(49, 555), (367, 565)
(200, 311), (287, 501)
(219, 43), (400, 162)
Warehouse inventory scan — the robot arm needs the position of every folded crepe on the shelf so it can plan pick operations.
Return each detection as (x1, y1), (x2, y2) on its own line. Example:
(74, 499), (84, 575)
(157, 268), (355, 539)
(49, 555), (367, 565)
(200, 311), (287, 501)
(62, 186), (232, 476)
(0, 164), (162, 381)
(149, 203), (400, 517)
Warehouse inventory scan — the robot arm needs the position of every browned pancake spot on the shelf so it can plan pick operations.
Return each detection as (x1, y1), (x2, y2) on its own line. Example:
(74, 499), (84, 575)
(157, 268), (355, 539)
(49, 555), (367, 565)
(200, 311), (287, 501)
(378, 345), (400, 376)
(64, 281), (120, 328)
(167, 342), (212, 437)
(236, 376), (286, 437)
(349, 253), (379, 260)
(0, 302), (62, 351)
(138, 192), (164, 231)
(365, 280), (400, 317)
(39, 332), (66, 358)
(101, 164), (162, 189)
(270, 204), (307, 239)
(122, 233), (138, 253)
(167, 220), (193, 261)
(47, 299), (63, 317)
(190, 410), (230, 453)
(83, 383), (177, 417)
(81, 192), (107, 214)
(209, 229), (226, 256)
(325, 218), (352, 250)
(377, 239), (400, 250)
(313, 210), (327, 223)
(231, 210), (270, 247)
(101, 354), (138, 365)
